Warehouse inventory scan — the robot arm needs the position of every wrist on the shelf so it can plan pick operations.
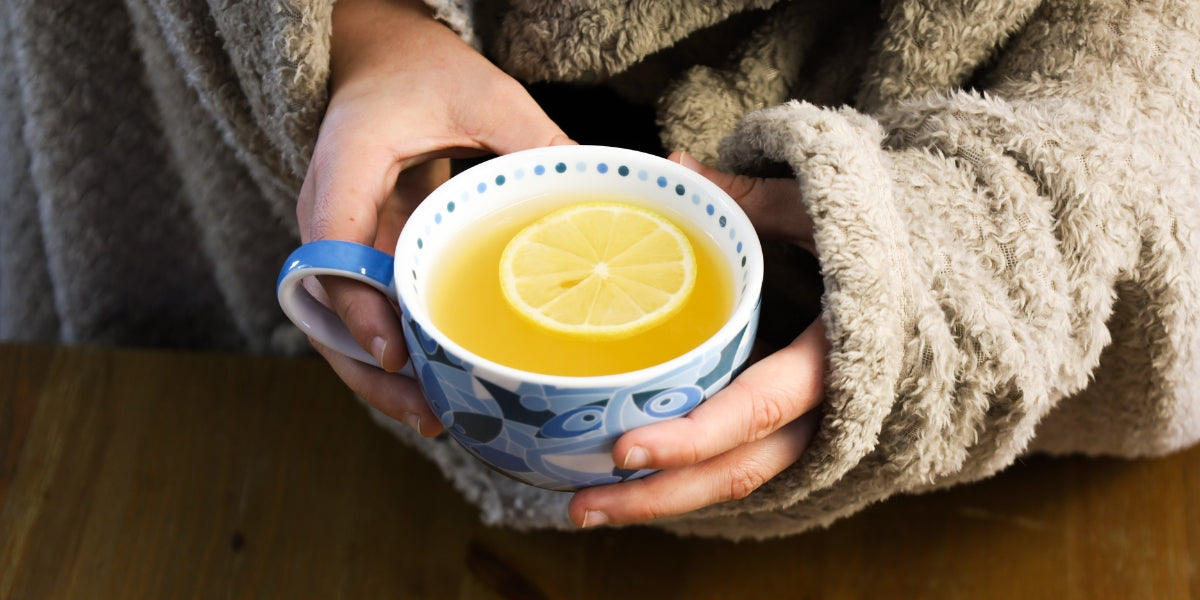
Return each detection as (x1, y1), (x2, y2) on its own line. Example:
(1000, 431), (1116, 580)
(329, 0), (460, 93)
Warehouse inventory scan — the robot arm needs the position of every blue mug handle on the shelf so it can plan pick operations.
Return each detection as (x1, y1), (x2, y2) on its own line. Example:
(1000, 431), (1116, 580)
(276, 240), (414, 376)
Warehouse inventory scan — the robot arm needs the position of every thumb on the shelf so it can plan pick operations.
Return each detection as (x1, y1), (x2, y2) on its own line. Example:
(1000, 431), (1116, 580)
(671, 150), (814, 253)
(471, 87), (576, 154)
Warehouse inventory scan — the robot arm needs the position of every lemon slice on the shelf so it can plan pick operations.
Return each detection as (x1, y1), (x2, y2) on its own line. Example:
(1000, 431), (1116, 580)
(499, 202), (697, 340)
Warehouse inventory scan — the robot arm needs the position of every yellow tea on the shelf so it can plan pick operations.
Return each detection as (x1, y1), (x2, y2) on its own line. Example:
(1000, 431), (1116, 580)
(428, 193), (734, 376)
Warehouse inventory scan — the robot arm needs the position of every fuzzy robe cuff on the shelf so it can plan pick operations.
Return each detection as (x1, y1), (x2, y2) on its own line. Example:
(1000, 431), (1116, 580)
(662, 88), (1200, 538)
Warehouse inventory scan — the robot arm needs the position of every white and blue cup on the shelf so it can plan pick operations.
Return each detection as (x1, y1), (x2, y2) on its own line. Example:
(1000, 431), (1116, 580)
(277, 146), (764, 491)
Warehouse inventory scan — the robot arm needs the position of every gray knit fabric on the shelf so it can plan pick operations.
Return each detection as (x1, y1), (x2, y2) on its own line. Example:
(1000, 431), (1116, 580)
(3, 0), (1198, 540)
(0, 0), (328, 350)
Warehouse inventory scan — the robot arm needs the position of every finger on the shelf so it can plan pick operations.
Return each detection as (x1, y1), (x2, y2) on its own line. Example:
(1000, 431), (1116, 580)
(315, 276), (410, 371)
(314, 190), (409, 373)
(328, 159), (447, 370)
(300, 126), (412, 370)
(465, 77), (576, 154)
(304, 123), (403, 245)
(670, 151), (814, 253)
(612, 319), (828, 471)
(378, 157), (450, 250)
(569, 411), (818, 527)
(310, 338), (444, 437)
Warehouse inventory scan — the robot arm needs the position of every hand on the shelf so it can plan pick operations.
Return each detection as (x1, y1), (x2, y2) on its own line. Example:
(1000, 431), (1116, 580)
(296, 0), (572, 435)
(568, 152), (827, 527)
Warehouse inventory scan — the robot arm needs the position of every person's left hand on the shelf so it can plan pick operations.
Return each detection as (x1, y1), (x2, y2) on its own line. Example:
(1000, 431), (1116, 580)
(568, 152), (828, 528)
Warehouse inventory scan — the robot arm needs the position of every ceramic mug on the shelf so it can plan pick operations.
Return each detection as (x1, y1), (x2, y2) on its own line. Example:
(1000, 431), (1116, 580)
(277, 146), (764, 490)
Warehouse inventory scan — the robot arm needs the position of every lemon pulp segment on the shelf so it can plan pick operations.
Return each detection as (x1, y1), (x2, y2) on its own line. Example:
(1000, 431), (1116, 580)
(498, 202), (697, 340)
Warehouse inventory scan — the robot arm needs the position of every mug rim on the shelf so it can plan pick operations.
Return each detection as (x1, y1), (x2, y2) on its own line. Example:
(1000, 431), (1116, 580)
(394, 145), (764, 388)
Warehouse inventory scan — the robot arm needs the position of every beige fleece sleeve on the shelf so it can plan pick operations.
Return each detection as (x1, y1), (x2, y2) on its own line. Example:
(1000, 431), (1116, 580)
(655, 85), (1200, 540)
(636, 0), (1200, 541)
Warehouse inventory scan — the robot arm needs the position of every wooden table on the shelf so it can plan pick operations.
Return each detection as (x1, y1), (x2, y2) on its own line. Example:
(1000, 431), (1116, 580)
(1, 343), (1197, 599)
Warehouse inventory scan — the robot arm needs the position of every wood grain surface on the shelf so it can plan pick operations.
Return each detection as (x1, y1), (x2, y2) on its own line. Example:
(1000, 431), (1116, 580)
(1, 343), (1196, 599)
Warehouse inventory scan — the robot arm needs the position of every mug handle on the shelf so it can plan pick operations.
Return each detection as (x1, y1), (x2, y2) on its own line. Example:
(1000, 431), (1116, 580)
(276, 240), (414, 376)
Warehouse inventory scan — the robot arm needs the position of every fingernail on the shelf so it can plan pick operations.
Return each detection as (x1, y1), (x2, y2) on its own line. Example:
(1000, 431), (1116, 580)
(370, 336), (387, 367)
(581, 510), (609, 528)
(403, 412), (423, 436)
(622, 446), (650, 470)
(676, 151), (703, 172)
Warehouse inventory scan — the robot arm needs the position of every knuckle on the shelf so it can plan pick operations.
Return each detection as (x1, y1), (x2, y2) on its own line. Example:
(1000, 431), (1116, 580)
(307, 182), (350, 239)
(308, 208), (338, 242)
(310, 188), (377, 243)
(481, 70), (538, 110)
(731, 378), (790, 441)
(492, 74), (530, 105)
(724, 462), (769, 501)
(636, 481), (685, 522)
(611, 487), (675, 523)
(475, 90), (560, 146)
(678, 419), (708, 464)
(462, 75), (522, 121)
(728, 174), (763, 203)
(638, 502), (673, 523)
(752, 397), (788, 440)
(724, 174), (753, 201)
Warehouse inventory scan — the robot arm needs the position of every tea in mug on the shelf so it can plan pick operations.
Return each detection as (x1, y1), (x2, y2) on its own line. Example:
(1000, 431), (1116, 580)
(427, 193), (734, 376)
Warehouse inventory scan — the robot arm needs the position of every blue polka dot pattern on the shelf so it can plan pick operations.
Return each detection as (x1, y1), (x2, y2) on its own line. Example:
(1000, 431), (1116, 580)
(408, 157), (757, 288)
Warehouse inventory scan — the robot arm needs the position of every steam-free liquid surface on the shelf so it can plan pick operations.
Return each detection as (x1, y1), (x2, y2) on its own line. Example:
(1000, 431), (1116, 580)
(427, 194), (734, 376)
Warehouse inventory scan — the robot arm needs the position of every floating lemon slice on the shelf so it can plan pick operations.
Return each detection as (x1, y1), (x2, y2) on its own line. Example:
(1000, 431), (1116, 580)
(499, 202), (697, 340)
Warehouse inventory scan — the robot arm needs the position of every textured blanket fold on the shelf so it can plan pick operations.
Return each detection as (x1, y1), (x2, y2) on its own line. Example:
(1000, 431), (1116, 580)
(0, 0), (329, 351)
(4, 0), (1198, 540)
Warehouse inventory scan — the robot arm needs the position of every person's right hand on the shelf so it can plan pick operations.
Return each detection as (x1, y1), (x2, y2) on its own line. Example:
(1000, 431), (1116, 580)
(295, 0), (572, 436)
